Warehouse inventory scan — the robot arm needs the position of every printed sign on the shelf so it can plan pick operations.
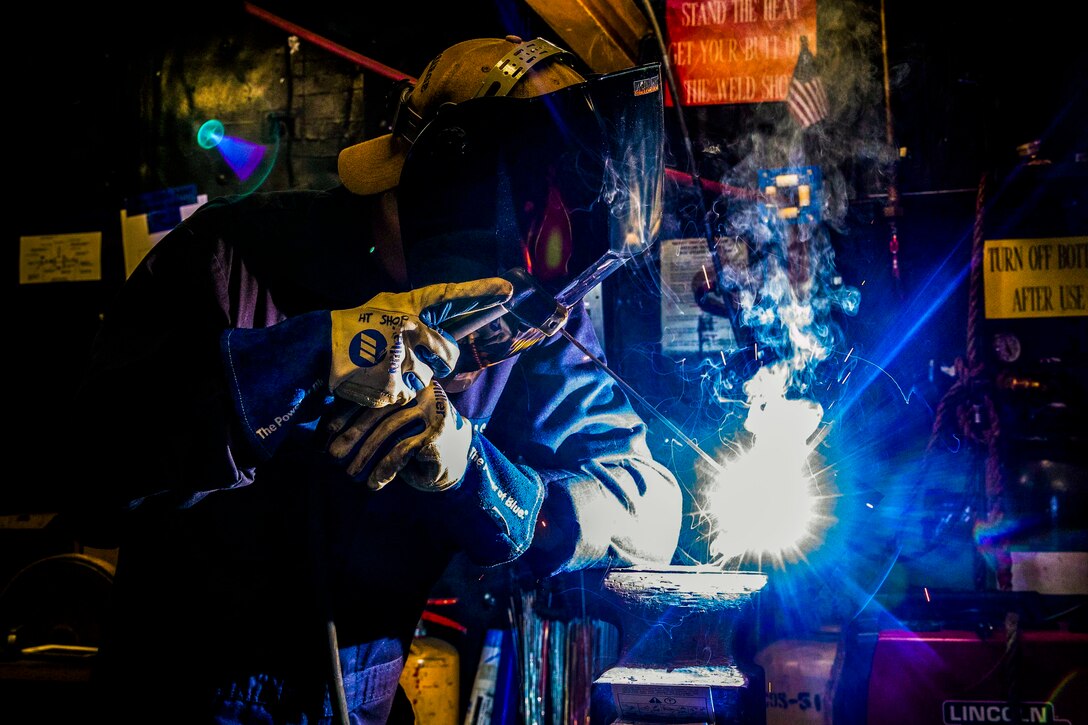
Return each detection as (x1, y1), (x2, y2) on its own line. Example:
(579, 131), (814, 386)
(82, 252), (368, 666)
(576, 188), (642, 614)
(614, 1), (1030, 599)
(19, 232), (102, 284)
(665, 0), (818, 106)
(983, 237), (1087, 319)
(660, 237), (739, 356)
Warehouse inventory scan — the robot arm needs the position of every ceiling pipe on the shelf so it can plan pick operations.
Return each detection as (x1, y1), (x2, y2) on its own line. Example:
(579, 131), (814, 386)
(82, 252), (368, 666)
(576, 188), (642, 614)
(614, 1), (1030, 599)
(243, 2), (415, 83)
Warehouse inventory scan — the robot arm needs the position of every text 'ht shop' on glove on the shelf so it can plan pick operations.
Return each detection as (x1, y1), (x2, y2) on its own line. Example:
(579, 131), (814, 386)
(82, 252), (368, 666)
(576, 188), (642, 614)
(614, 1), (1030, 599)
(329, 279), (512, 407)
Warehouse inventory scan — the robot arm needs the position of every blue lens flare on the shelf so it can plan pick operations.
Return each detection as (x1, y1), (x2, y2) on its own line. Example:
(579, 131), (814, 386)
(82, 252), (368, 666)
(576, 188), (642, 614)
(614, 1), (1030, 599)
(197, 119), (277, 189)
(217, 135), (266, 181)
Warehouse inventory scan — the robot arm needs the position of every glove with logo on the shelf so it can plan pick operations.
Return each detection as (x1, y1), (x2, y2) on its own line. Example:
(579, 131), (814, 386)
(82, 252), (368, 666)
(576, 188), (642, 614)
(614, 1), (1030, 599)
(325, 381), (472, 492)
(329, 279), (512, 407)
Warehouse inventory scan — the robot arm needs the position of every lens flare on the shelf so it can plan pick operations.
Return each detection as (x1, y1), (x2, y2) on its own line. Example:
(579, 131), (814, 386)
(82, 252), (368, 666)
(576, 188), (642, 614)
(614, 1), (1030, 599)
(197, 119), (272, 184)
(197, 119), (224, 149)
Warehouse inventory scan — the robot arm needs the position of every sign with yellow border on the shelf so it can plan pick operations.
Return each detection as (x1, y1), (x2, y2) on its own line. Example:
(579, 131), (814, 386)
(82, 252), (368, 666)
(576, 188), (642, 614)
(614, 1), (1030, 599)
(983, 237), (1087, 319)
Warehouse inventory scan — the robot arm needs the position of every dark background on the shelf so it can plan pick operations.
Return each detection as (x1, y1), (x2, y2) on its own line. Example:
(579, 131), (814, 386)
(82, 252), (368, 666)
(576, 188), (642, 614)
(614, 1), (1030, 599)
(6, 2), (1086, 720)
(9, 1), (1086, 580)
(12, 0), (1085, 504)
(10, 0), (1087, 572)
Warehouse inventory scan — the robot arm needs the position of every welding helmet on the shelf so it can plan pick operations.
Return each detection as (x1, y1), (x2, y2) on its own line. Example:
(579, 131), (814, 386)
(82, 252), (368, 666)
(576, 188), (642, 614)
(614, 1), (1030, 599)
(397, 56), (665, 382)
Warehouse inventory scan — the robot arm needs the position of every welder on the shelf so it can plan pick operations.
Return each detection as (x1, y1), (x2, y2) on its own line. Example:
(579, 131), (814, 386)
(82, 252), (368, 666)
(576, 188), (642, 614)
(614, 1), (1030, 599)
(67, 35), (682, 724)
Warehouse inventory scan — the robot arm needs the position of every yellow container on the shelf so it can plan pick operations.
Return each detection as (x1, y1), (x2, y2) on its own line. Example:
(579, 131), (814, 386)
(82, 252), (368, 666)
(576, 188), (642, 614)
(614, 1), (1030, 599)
(399, 628), (459, 725)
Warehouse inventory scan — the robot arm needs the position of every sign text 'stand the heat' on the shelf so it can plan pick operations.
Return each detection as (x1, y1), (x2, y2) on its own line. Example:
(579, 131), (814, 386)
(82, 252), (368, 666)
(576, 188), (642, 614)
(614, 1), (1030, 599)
(665, 0), (818, 106)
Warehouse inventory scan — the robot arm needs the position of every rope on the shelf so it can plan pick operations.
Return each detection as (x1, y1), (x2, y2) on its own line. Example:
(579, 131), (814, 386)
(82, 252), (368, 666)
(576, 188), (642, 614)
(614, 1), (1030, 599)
(971, 174), (1012, 591)
(1004, 611), (1022, 705)
(967, 175), (986, 369)
(925, 172), (1011, 591)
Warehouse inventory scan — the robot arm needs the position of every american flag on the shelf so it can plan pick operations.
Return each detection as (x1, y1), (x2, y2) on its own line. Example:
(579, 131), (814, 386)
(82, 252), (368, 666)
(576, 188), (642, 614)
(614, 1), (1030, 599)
(786, 36), (829, 129)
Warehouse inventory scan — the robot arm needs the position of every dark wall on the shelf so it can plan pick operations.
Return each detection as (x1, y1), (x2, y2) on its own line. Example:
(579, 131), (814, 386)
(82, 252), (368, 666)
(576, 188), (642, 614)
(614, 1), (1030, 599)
(6, 7), (1087, 702)
(11, 1), (1087, 523)
(11, 2), (544, 513)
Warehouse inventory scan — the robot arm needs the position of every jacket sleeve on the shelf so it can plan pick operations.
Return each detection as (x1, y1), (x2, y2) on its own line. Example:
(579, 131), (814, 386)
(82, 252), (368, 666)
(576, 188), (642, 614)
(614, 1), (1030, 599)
(485, 302), (683, 577)
(72, 202), (329, 512)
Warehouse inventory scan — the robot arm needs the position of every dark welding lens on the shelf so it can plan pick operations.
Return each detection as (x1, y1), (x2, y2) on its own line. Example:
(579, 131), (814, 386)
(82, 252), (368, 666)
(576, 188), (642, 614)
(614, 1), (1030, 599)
(399, 63), (664, 380)
(399, 63), (664, 291)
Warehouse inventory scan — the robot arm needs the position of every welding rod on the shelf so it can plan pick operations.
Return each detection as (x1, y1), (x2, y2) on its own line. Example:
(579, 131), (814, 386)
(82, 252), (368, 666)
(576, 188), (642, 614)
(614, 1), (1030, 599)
(440, 261), (724, 472)
(558, 328), (725, 473)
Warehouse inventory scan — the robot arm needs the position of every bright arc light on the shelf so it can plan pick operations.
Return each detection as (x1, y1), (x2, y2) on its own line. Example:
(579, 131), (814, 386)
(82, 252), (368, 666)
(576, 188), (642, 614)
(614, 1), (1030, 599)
(702, 363), (831, 566)
(705, 446), (819, 563)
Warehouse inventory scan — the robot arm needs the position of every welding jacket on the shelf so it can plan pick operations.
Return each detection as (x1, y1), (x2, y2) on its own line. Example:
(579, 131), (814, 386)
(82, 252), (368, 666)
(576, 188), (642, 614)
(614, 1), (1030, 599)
(72, 186), (681, 724)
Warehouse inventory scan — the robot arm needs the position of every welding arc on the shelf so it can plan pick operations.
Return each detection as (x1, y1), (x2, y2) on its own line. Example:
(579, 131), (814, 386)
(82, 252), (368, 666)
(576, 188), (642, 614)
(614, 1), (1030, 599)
(558, 328), (724, 473)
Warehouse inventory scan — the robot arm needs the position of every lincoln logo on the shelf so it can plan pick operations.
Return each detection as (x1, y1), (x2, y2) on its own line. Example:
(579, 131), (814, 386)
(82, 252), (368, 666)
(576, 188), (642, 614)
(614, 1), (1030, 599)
(349, 329), (386, 367)
(943, 700), (1060, 724)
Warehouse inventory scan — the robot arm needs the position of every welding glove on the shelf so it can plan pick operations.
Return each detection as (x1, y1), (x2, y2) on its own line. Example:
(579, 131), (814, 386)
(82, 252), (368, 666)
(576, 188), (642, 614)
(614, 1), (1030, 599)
(324, 389), (546, 565)
(220, 278), (510, 462)
(325, 381), (472, 491)
(329, 279), (513, 407)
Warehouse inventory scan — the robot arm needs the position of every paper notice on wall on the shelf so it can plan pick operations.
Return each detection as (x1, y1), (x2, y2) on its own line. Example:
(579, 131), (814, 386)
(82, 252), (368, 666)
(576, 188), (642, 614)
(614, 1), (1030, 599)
(121, 209), (153, 279)
(179, 197), (207, 222)
(19, 232), (102, 284)
(122, 194), (208, 278)
(659, 237), (737, 357)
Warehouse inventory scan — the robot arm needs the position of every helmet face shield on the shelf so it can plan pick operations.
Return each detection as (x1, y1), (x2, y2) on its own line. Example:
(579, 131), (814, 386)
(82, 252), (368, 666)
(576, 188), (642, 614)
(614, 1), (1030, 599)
(398, 63), (665, 376)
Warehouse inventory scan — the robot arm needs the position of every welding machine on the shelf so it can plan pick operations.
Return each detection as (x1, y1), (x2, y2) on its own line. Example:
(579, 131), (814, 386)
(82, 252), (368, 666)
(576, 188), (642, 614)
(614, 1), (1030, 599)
(866, 626), (1086, 724)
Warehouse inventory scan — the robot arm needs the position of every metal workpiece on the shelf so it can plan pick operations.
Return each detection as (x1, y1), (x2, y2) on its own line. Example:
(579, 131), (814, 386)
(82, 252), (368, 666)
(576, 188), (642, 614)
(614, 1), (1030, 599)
(596, 565), (769, 724)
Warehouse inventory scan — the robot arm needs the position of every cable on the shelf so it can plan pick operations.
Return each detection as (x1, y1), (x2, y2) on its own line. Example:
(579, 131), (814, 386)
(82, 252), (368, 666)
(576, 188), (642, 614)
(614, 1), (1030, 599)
(639, 0), (725, 284)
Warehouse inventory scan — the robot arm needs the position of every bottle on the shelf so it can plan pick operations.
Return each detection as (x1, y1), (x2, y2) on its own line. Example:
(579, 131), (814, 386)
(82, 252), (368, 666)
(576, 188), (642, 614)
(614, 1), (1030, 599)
(463, 628), (504, 725)
(399, 621), (460, 725)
